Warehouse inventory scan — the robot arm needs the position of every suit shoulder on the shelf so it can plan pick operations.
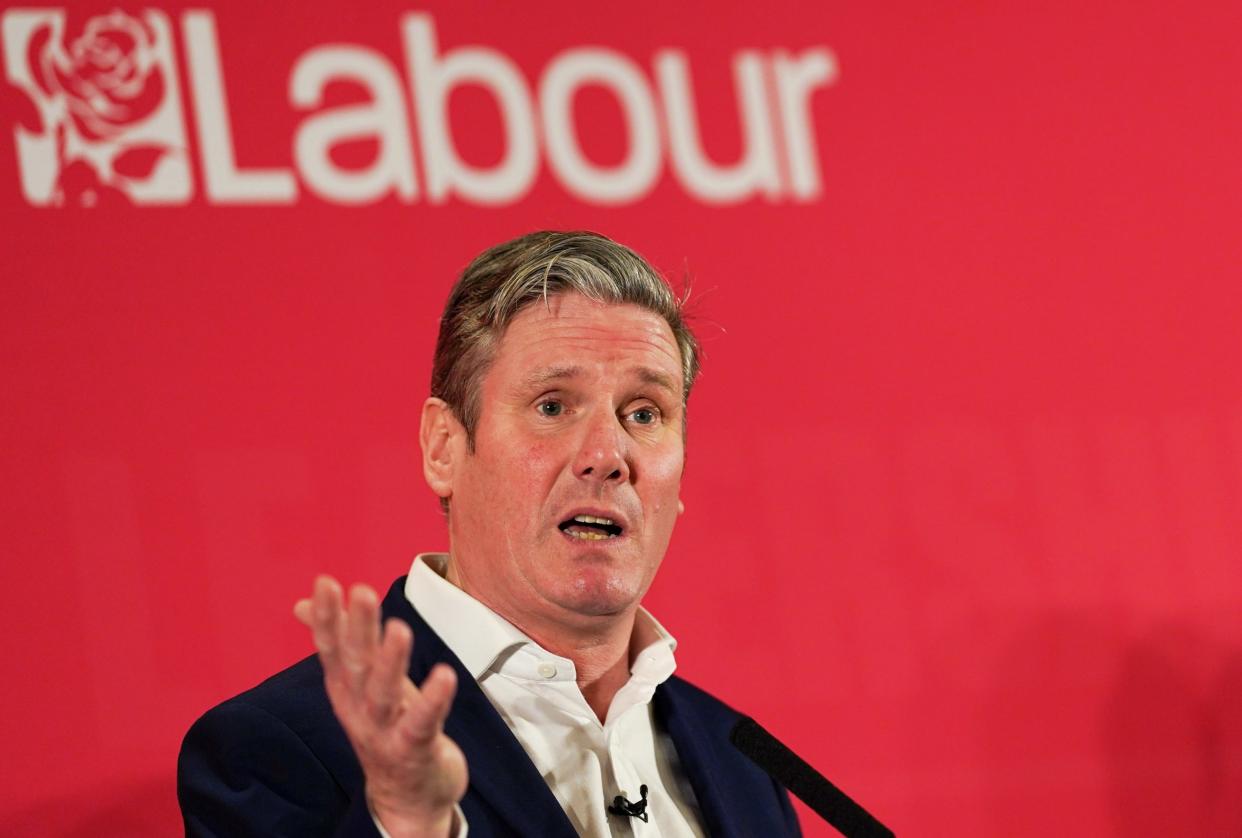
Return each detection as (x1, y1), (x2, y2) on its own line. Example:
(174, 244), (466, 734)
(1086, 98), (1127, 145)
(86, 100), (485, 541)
(178, 656), (370, 836)
(195, 654), (333, 736)
(660, 673), (745, 727)
(179, 655), (363, 817)
(182, 653), (356, 783)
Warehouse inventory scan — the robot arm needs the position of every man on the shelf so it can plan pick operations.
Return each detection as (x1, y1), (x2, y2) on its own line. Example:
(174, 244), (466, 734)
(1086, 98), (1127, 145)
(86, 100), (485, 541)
(178, 231), (800, 836)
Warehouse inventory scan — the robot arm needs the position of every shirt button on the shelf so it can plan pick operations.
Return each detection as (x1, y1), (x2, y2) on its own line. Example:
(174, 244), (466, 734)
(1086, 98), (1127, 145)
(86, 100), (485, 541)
(537, 662), (558, 679)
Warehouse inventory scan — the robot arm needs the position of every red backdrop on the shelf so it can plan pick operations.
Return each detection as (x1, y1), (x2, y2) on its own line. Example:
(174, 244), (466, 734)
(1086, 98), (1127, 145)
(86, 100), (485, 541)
(3, 2), (1241, 835)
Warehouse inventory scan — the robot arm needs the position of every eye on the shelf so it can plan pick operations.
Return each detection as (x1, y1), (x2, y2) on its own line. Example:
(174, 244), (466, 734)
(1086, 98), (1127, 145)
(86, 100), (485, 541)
(628, 407), (658, 425)
(537, 400), (564, 417)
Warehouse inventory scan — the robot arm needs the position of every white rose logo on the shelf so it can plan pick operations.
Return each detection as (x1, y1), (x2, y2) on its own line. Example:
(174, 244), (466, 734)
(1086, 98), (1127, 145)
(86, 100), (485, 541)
(2, 8), (191, 206)
(38, 10), (165, 141)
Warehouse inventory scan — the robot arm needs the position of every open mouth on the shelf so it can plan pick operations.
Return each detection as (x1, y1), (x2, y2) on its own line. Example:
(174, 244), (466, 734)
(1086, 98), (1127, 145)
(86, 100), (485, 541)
(558, 514), (623, 541)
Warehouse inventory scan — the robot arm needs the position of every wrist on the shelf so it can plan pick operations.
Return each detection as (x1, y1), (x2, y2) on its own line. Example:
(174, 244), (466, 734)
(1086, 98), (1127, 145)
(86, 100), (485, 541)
(368, 795), (457, 838)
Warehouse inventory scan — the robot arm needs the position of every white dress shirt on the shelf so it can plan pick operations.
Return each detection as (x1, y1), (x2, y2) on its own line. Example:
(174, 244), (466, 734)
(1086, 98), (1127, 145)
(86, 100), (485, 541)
(404, 553), (706, 837)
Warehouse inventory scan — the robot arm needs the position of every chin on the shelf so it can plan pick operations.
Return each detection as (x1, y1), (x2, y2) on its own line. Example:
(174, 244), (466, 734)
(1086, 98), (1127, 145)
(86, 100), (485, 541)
(555, 572), (643, 617)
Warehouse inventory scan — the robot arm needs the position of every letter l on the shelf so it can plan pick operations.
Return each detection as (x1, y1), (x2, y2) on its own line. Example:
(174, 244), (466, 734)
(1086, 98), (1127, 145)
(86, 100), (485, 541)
(182, 10), (297, 203)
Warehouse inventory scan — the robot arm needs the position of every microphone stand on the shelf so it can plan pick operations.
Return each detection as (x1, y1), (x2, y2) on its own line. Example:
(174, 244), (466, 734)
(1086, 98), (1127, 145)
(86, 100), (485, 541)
(730, 716), (895, 838)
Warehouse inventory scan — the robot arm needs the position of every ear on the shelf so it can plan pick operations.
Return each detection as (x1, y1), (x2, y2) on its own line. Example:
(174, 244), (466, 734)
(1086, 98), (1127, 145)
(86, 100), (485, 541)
(420, 397), (462, 500)
(677, 498), (685, 515)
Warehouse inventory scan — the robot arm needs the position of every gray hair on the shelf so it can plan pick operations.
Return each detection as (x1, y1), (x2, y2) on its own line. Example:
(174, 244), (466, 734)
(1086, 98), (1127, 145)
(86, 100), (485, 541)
(431, 230), (700, 447)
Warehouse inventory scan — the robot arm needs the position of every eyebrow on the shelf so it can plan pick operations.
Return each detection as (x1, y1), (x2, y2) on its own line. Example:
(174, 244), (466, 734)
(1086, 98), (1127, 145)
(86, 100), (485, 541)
(521, 365), (583, 389)
(635, 366), (679, 396)
(518, 365), (681, 396)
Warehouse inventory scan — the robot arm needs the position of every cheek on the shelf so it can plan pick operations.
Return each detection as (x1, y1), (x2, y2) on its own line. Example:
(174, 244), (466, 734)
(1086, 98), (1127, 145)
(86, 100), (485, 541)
(476, 438), (563, 519)
(642, 447), (685, 516)
(520, 438), (559, 471)
(649, 441), (685, 484)
(515, 438), (567, 496)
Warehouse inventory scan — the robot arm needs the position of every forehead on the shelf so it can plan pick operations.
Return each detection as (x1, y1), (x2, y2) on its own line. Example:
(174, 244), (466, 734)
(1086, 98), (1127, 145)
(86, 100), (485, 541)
(487, 294), (684, 392)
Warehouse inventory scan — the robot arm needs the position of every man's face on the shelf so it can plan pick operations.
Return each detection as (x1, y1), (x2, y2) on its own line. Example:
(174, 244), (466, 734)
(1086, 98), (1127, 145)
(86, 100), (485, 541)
(442, 293), (686, 630)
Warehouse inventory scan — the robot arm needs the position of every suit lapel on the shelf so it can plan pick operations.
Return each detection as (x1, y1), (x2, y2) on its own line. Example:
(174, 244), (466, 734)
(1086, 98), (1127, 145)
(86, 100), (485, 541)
(443, 682), (579, 837)
(655, 681), (777, 838)
(381, 578), (578, 838)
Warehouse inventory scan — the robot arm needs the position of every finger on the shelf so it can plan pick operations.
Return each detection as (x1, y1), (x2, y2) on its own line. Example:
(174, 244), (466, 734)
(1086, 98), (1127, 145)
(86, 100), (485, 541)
(364, 618), (413, 726)
(421, 663), (458, 727)
(340, 584), (380, 688)
(349, 584), (381, 650)
(310, 576), (344, 668)
(292, 598), (312, 626)
(401, 663), (458, 744)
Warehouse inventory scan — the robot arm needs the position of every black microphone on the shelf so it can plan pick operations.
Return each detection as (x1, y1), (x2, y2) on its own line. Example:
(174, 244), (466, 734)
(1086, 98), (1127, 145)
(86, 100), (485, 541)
(607, 783), (650, 822)
(730, 717), (894, 838)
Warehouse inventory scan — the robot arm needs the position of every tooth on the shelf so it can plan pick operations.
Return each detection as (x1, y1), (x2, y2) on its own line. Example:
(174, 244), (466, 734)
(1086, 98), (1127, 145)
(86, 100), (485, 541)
(566, 528), (614, 541)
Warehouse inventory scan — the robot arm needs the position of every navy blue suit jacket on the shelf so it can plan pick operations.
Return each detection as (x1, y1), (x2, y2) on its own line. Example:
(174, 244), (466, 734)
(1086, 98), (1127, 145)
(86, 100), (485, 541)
(178, 577), (801, 837)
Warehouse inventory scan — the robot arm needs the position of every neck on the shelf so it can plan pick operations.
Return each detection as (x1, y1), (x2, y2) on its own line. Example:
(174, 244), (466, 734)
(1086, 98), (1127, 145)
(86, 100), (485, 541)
(445, 559), (636, 722)
(517, 612), (636, 723)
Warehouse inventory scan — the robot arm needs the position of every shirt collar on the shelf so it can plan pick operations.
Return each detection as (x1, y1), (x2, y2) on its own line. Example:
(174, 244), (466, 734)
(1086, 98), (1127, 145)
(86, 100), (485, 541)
(404, 553), (678, 684)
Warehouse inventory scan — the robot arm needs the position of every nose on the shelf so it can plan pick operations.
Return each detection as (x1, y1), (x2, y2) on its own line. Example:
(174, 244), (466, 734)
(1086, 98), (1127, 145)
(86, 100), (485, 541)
(573, 409), (630, 485)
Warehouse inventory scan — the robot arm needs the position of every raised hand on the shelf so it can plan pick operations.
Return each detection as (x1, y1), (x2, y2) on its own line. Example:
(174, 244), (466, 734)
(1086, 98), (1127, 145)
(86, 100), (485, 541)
(294, 576), (468, 838)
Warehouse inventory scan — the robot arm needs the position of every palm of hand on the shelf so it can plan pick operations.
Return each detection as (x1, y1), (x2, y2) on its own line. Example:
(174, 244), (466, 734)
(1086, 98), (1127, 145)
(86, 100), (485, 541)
(296, 577), (469, 837)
